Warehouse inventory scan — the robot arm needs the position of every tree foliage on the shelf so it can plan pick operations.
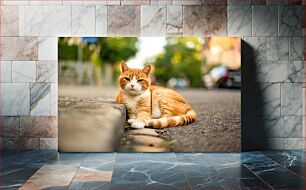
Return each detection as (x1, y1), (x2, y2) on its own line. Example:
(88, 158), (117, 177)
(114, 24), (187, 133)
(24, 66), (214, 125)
(149, 37), (202, 87)
(58, 37), (138, 65)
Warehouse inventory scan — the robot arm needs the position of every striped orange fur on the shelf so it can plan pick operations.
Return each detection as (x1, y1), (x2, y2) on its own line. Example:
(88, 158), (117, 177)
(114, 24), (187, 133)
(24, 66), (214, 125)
(116, 61), (196, 129)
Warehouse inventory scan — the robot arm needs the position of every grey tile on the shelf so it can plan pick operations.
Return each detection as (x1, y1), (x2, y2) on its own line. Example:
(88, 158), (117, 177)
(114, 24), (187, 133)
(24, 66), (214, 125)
(267, 37), (289, 61)
(243, 37), (266, 61)
(281, 83), (303, 116)
(252, 5), (278, 36)
(279, 5), (303, 36)
(287, 61), (304, 82)
(289, 37), (303, 61)
(243, 116), (285, 138)
(284, 138), (304, 149)
(167, 5), (183, 36)
(30, 83), (51, 116)
(256, 61), (288, 82)
(228, 5), (252, 36)
(2, 117), (20, 138)
(284, 116), (303, 138)
(243, 83), (280, 117)
(266, 138), (284, 150)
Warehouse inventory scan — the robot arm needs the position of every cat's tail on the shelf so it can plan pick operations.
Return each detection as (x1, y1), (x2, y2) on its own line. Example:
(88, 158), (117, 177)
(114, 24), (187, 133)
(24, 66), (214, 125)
(147, 109), (196, 129)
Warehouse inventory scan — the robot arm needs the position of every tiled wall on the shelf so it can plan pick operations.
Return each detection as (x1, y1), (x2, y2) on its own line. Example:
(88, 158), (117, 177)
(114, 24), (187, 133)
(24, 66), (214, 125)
(0, 0), (304, 150)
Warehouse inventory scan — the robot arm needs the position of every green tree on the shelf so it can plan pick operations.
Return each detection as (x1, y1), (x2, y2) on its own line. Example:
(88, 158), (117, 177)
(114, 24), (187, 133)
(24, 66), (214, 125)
(58, 37), (138, 84)
(149, 37), (202, 87)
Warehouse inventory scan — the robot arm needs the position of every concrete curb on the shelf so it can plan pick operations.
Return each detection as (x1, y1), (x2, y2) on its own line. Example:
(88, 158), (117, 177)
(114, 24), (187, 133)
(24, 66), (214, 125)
(58, 97), (126, 152)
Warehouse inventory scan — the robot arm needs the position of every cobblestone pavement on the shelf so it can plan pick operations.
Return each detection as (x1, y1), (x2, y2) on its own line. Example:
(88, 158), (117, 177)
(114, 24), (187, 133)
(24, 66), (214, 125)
(59, 85), (240, 152)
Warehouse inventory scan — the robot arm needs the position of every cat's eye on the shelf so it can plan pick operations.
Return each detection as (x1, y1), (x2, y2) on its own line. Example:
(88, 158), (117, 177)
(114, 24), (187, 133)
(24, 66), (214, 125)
(124, 77), (130, 81)
(137, 79), (144, 82)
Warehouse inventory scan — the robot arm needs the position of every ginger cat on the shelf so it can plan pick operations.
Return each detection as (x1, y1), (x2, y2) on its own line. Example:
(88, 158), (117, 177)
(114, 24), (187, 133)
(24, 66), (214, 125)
(116, 61), (196, 129)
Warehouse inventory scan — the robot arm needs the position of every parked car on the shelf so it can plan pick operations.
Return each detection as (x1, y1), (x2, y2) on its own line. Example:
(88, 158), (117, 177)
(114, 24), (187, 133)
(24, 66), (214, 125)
(167, 77), (189, 89)
(203, 66), (241, 89)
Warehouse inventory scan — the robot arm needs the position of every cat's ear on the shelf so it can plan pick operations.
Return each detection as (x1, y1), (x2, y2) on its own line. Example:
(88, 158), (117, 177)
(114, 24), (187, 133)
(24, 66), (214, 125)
(142, 64), (151, 75)
(120, 61), (129, 72)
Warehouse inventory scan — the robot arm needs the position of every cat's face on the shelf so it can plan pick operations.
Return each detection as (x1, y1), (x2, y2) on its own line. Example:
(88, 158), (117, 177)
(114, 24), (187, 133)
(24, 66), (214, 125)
(118, 61), (151, 95)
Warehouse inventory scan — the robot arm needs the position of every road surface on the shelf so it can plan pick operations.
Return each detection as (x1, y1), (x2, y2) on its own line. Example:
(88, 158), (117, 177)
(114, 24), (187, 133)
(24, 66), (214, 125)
(59, 85), (240, 152)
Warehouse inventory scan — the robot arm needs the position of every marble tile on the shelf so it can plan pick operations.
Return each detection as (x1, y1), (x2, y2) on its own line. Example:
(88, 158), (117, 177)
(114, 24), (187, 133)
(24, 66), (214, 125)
(167, 5), (183, 36)
(40, 138), (58, 150)
(151, 0), (172, 5)
(73, 167), (112, 181)
(228, 0), (252, 4)
(281, 83), (303, 115)
(242, 152), (304, 189)
(72, 5), (96, 36)
(243, 116), (285, 138)
(228, 5), (252, 36)
(83, 0), (120, 5)
(0, 61), (11, 82)
(287, 61), (304, 82)
(12, 61), (36, 82)
(2, 0), (29, 5)
(1, 117), (20, 137)
(243, 37), (266, 61)
(279, 5), (303, 36)
(3, 138), (19, 149)
(30, 83), (51, 116)
(0, 6), (19, 36)
(20, 164), (78, 189)
(20, 116), (57, 138)
(141, 6), (166, 36)
(1, 83), (30, 116)
(176, 153), (270, 190)
(23, 5), (72, 36)
(0, 37), (38, 61)
(21, 138), (40, 150)
(183, 5), (227, 36)
(267, 37), (289, 61)
(29, 0), (63, 5)
(37, 61), (57, 82)
(82, 153), (116, 171)
(38, 37), (58, 61)
(284, 116), (303, 137)
(266, 138), (284, 150)
(111, 153), (190, 190)
(243, 83), (280, 117)
(289, 37), (303, 61)
(96, 5), (108, 36)
(172, 0), (201, 5)
(252, 5), (278, 36)
(202, 0), (227, 4)
(51, 83), (58, 116)
(108, 6), (141, 36)
(261, 150), (305, 177)
(121, 0), (150, 4)
(63, 0), (84, 4)
(69, 181), (110, 190)
(256, 61), (288, 82)
(284, 138), (304, 149)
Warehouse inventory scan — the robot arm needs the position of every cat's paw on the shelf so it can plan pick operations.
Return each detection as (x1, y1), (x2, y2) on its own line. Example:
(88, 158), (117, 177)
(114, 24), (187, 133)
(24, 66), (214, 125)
(131, 121), (145, 129)
(127, 119), (136, 124)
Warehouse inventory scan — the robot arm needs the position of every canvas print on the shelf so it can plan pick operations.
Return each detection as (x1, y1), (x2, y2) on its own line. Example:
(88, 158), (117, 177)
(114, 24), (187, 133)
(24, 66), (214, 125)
(58, 37), (241, 152)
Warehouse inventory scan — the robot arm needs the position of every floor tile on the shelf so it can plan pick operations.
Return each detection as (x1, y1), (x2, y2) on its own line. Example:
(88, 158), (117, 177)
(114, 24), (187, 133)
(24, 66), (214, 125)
(110, 153), (190, 190)
(261, 150), (305, 178)
(242, 152), (305, 189)
(175, 153), (271, 190)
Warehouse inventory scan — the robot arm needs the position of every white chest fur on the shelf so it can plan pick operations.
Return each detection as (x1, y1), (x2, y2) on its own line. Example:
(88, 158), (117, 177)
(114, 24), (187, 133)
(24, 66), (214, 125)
(123, 90), (150, 113)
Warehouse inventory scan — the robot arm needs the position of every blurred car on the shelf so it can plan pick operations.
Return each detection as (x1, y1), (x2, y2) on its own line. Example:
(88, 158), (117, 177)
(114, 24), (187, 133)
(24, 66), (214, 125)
(167, 77), (189, 89)
(203, 66), (241, 89)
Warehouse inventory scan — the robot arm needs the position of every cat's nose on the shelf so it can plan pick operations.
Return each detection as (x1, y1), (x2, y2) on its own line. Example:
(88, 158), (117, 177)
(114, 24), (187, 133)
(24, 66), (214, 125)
(131, 84), (135, 88)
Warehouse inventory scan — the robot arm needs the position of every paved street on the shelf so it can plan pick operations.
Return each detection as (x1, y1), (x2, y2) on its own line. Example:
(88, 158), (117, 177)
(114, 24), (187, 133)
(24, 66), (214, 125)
(59, 85), (240, 152)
